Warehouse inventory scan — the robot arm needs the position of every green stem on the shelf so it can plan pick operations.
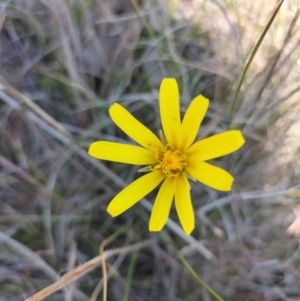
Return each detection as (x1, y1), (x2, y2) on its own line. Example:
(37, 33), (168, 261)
(123, 251), (138, 301)
(228, 0), (284, 128)
(163, 235), (224, 301)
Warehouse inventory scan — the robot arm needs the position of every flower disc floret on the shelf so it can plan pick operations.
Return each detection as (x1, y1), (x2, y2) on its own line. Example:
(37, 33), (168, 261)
(153, 145), (187, 177)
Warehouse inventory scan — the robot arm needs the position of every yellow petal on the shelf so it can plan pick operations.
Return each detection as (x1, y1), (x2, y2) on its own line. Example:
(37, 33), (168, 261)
(179, 94), (209, 151)
(175, 174), (194, 235)
(149, 177), (176, 232)
(187, 130), (245, 161)
(89, 141), (157, 165)
(109, 103), (163, 152)
(186, 161), (234, 191)
(159, 78), (181, 148)
(107, 171), (165, 216)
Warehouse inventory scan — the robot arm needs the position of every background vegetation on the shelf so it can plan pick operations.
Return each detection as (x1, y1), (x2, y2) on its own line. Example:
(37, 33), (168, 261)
(1, 0), (300, 300)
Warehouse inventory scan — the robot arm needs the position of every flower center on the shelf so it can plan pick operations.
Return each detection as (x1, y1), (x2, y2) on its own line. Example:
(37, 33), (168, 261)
(153, 145), (187, 177)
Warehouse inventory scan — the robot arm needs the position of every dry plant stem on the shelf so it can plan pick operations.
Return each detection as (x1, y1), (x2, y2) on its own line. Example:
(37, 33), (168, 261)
(0, 77), (69, 137)
(94, 228), (130, 301)
(100, 243), (108, 301)
(0, 230), (88, 300)
(90, 263), (119, 301)
(89, 229), (136, 301)
(65, 241), (77, 301)
(0, 154), (41, 187)
(24, 240), (152, 301)
(99, 237), (112, 301)
(90, 245), (130, 301)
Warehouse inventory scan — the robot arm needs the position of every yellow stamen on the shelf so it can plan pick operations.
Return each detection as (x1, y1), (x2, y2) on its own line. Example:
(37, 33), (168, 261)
(153, 145), (187, 177)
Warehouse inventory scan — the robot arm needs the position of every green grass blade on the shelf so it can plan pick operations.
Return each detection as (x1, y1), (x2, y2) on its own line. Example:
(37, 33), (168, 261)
(228, 0), (284, 128)
(123, 250), (138, 301)
(166, 239), (224, 301)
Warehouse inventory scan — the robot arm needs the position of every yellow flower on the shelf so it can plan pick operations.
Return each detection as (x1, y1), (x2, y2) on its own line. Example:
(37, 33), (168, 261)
(89, 78), (245, 235)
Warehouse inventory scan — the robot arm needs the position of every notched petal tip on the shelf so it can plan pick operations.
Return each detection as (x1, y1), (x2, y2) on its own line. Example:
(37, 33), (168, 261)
(108, 103), (120, 119)
(109, 102), (119, 110)
(183, 227), (194, 236)
(237, 130), (246, 146)
(149, 226), (162, 232)
(226, 177), (234, 191)
(109, 103), (126, 117)
(88, 141), (99, 157)
(196, 94), (209, 105)
(231, 130), (246, 146)
(216, 171), (234, 192)
(162, 77), (175, 81)
(107, 206), (117, 217)
(109, 103), (123, 118)
(160, 78), (178, 90)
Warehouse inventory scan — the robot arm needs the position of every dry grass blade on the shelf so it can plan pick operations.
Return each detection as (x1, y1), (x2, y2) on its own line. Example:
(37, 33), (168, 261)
(0, 77), (69, 137)
(0, 154), (40, 187)
(0, 230), (87, 300)
(24, 240), (152, 301)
